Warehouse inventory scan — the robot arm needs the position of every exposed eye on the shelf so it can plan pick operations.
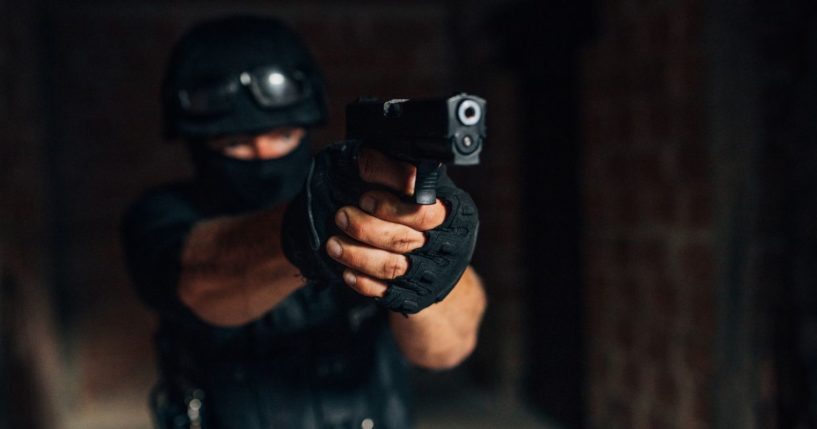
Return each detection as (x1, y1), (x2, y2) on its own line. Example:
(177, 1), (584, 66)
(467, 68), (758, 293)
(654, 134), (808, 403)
(226, 137), (251, 148)
(278, 128), (294, 140)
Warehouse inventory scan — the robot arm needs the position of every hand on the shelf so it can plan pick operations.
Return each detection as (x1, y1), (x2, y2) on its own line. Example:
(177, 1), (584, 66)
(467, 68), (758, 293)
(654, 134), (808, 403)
(281, 141), (478, 313)
(326, 148), (448, 298)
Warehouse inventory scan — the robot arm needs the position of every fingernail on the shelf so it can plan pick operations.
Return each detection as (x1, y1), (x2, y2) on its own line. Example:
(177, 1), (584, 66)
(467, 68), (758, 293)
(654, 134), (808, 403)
(343, 271), (356, 286)
(336, 210), (349, 230)
(360, 196), (375, 214)
(326, 238), (342, 258)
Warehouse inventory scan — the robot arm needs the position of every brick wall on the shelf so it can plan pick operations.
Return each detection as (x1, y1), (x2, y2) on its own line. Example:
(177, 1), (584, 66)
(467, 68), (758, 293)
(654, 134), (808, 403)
(581, 0), (716, 427)
(0, 0), (63, 426)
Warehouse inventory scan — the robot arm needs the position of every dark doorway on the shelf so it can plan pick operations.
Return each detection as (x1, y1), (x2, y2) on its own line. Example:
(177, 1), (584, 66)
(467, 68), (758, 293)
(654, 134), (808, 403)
(491, 2), (595, 427)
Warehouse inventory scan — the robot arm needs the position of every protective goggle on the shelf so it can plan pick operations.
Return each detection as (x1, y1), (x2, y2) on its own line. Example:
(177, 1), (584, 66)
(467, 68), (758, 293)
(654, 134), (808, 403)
(177, 66), (312, 115)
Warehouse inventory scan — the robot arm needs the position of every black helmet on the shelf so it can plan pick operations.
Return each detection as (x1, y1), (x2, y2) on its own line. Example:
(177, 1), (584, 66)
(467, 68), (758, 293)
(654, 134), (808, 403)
(162, 16), (328, 139)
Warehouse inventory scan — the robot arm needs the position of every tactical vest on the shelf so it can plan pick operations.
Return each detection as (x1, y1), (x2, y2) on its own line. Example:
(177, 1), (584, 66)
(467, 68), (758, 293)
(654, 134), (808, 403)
(151, 282), (412, 429)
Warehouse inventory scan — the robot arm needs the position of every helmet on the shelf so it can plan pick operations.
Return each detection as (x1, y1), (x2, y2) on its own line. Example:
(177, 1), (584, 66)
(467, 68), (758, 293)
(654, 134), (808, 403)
(162, 16), (328, 139)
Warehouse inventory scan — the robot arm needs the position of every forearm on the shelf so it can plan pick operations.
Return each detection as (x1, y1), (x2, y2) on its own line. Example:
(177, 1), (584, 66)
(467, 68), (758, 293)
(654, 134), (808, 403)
(178, 206), (304, 326)
(389, 266), (486, 369)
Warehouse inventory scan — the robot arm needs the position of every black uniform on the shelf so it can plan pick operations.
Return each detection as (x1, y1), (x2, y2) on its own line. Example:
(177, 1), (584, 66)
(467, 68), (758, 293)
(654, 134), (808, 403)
(121, 182), (413, 429)
(126, 14), (469, 428)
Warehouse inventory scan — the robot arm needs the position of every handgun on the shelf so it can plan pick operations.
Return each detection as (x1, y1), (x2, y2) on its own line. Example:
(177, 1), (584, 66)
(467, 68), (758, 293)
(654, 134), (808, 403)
(345, 93), (486, 204)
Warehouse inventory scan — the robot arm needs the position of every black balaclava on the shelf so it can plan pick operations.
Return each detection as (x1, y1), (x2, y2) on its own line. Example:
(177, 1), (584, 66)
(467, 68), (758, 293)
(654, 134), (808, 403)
(163, 16), (327, 212)
(189, 138), (311, 212)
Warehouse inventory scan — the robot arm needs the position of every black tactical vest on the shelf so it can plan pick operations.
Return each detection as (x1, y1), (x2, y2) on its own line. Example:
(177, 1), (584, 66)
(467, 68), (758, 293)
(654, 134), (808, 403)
(121, 183), (412, 429)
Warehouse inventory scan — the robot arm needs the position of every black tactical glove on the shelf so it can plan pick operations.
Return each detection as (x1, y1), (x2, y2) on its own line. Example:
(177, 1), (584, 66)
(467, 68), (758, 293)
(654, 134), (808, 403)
(282, 142), (364, 283)
(282, 141), (479, 314)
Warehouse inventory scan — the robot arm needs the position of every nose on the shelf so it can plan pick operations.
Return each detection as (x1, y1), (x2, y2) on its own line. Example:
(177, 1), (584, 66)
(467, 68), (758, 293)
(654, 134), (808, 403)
(252, 137), (274, 159)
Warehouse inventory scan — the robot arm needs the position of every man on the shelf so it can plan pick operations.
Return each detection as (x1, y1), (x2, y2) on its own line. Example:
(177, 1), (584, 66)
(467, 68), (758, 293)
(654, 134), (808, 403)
(122, 16), (486, 429)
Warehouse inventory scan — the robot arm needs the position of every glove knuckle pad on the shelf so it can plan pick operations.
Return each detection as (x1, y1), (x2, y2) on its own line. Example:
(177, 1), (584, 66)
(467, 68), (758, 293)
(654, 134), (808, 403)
(383, 183), (479, 312)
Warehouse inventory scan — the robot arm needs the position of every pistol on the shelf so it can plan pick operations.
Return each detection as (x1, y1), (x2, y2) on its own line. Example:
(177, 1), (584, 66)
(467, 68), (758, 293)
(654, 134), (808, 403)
(345, 93), (486, 204)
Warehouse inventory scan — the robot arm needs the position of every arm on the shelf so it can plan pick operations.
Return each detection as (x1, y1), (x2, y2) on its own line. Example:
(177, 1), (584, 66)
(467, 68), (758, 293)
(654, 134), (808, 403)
(178, 206), (304, 327)
(326, 149), (486, 369)
(388, 266), (486, 369)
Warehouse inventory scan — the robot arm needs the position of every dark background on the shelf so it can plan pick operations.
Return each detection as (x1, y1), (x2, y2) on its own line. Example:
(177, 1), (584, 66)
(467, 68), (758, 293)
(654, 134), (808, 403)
(2, 0), (817, 428)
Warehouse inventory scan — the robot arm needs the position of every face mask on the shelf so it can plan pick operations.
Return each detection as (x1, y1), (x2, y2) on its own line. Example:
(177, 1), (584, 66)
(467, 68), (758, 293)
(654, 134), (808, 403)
(190, 139), (311, 211)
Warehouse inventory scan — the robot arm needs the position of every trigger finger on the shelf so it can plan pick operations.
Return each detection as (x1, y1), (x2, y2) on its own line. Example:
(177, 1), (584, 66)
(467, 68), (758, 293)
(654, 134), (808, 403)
(359, 190), (448, 231)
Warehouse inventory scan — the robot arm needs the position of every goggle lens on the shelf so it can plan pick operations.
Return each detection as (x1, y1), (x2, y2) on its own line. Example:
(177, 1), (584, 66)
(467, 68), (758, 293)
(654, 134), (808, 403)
(178, 67), (311, 115)
(244, 67), (309, 108)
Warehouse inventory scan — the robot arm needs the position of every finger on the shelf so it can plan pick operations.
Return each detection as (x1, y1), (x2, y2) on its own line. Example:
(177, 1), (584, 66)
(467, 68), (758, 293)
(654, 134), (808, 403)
(358, 190), (447, 231)
(335, 206), (426, 253)
(326, 235), (409, 280)
(342, 269), (388, 298)
(357, 148), (417, 195)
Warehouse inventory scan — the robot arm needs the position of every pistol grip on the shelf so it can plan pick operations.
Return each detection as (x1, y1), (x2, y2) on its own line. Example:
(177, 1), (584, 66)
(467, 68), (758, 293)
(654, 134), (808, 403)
(414, 161), (442, 205)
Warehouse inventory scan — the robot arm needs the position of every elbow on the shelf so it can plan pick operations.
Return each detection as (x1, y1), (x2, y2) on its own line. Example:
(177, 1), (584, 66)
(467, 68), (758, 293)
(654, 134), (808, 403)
(178, 278), (252, 327)
(406, 333), (478, 371)
(178, 277), (212, 320)
(178, 277), (200, 312)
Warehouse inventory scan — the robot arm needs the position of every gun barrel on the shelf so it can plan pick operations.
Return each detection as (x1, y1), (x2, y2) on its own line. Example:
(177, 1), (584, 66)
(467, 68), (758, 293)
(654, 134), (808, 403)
(456, 98), (482, 126)
(345, 93), (486, 203)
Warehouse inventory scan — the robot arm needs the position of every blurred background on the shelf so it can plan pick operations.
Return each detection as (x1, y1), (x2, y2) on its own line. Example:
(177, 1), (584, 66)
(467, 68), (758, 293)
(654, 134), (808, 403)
(2, 0), (816, 428)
